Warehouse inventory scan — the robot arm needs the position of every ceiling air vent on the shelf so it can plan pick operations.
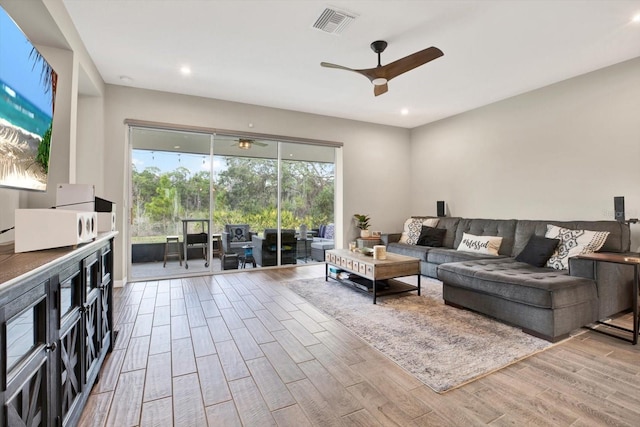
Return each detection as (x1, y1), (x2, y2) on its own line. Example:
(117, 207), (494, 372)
(312, 8), (356, 34)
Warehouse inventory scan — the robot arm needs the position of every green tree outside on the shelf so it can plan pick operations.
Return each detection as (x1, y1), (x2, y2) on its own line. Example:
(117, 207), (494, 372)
(131, 153), (334, 242)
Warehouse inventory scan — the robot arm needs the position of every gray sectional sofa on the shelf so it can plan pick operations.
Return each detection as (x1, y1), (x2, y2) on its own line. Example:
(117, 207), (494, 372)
(384, 217), (634, 342)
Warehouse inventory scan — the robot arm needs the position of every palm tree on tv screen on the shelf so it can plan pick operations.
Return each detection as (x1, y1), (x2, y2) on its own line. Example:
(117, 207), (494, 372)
(29, 47), (57, 173)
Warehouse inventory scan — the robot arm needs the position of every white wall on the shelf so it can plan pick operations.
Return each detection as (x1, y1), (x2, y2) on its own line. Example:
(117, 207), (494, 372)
(76, 95), (105, 191)
(104, 85), (412, 282)
(0, 0), (105, 243)
(411, 57), (640, 251)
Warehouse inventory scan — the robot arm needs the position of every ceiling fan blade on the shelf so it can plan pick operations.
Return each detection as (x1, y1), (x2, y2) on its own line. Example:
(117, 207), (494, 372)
(322, 62), (381, 85)
(353, 66), (382, 82)
(374, 83), (388, 96)
(383, 46), (443, 81)
(320, 62), (358, 73)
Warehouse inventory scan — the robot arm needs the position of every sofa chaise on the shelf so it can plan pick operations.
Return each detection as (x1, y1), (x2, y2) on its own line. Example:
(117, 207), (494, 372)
(384, 217), (634, 342)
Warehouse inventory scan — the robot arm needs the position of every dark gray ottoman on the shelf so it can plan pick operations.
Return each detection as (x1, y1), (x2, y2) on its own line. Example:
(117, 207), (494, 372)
(438, 258), (599, 341)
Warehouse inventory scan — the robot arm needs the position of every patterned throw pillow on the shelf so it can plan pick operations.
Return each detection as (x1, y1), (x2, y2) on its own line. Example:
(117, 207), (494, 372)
(456, 233), (503, 255)
(227, 225), (249, 242)
(545, 225), (610, 270)
(324, 223), (335, 240)
(399, 218), (439, 245)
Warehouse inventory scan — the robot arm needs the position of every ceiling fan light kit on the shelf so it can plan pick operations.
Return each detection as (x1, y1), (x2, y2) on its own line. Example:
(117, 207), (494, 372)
(238, 139), (252, 150)
(321, 40), (443, 96)
(232, 138), (269, 150)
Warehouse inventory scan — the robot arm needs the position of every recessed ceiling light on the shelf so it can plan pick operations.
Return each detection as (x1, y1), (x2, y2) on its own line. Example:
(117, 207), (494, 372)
(401, 108), (409, 116)
(180, 66), (191, 75)
(119, 75), (133, 83)
(633, 13), (640, 23)
(174, 145), (181, 149)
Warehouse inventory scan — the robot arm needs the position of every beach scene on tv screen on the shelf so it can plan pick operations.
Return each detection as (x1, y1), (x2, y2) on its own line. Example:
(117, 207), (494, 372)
(0, 7), (55, 191)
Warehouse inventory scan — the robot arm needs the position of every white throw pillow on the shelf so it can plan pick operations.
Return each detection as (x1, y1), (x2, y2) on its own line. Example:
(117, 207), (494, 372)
(399, 218), (439, 245)
(456, 233), (503, 255)
(545, 225), (609, 270)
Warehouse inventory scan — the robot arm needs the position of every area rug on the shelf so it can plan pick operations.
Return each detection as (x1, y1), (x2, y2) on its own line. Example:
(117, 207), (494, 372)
(283, 277), (564, 393)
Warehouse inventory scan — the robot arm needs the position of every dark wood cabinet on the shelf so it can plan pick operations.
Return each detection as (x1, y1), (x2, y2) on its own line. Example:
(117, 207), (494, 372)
(0, 234), (116, 426)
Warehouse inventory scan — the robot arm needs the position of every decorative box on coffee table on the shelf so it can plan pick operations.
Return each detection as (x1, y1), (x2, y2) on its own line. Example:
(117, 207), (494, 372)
(357, 237), (382, 249)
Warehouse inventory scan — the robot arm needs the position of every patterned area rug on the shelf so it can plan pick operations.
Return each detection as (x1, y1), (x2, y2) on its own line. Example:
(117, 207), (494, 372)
(283, 277), (561, 393)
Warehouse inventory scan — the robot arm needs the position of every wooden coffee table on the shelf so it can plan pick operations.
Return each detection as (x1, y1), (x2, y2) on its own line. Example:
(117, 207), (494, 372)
(325, 249), (421, 304)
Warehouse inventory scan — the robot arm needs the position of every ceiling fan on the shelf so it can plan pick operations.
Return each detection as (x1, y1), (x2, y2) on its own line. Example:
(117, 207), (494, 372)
(321, 40), (443, 96)
(231, 138), (268, 150)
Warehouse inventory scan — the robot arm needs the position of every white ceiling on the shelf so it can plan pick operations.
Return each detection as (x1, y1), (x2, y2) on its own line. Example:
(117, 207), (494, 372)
(62, 0), (640, 129)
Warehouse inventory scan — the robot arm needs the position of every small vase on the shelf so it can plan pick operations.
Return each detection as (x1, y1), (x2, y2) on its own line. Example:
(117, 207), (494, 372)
(360, 229), (370, 238)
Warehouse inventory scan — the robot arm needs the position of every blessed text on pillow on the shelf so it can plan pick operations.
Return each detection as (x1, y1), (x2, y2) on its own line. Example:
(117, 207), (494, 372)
(456, 233), (503, 256)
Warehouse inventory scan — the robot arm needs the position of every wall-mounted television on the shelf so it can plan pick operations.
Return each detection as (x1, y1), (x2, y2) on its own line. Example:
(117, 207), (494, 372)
(0, 5), (57, 192)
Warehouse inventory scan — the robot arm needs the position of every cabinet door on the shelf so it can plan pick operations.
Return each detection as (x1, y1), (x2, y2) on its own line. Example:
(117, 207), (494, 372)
(56, 266), (83, 426)
(2, 282), (50, 427)
(82, 254), (102, 385)
(99, 246), (113, 352)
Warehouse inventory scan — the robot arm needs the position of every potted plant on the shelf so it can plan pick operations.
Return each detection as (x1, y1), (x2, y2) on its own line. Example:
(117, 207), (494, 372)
(354, 214), (371, 237)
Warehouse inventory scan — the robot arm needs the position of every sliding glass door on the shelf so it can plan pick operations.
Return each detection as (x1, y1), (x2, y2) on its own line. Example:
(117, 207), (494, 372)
(128, 127), (336, 281)
(130, 128), (212, 281)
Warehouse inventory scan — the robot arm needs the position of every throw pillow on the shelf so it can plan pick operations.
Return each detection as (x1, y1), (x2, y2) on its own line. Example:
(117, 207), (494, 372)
(456, 233), (503, 255)
(399, 217), (439, 245)
(324, 223), (335, 240)
(545, 225), (610, 270)
(228, 225), (249, 242)
(416, 226), (446, 247)
(515, 235), (560, 267)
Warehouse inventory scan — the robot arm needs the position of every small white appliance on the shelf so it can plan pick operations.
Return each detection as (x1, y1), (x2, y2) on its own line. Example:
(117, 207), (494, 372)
(56, 184), (96, 211)
(14, 209), (97, 253)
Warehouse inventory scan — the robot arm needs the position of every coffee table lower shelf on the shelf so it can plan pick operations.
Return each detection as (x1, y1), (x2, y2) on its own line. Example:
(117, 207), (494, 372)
(327, 274), (419, 303)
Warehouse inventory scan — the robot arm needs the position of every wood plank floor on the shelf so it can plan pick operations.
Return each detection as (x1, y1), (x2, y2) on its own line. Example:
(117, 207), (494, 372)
(79, 264), (640, 426)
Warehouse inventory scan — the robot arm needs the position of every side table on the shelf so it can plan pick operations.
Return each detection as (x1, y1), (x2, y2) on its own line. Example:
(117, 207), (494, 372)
(573, 253), (639, 345)
(239, 244), (256, 268)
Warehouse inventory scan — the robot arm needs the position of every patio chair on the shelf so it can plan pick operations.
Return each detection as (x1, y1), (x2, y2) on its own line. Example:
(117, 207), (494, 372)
(252, 229), (297, 266)
(222, 224), (255, 256)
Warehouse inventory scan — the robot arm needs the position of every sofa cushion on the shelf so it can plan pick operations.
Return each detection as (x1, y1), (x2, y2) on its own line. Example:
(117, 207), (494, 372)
(434, 217), (462, 249)
(512, 220), (629, 257)
(311, 240), (334, 250)
(387, 242), (430, 261)
(456, 233), (503, 255)
(417, 226), (446, 247)
(545, 225), (609, 270)
(437, 258), (598, 309)
(515, 235), (560, 267)
(453, 219), (517, 255)
(427, 247), (507, 265)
